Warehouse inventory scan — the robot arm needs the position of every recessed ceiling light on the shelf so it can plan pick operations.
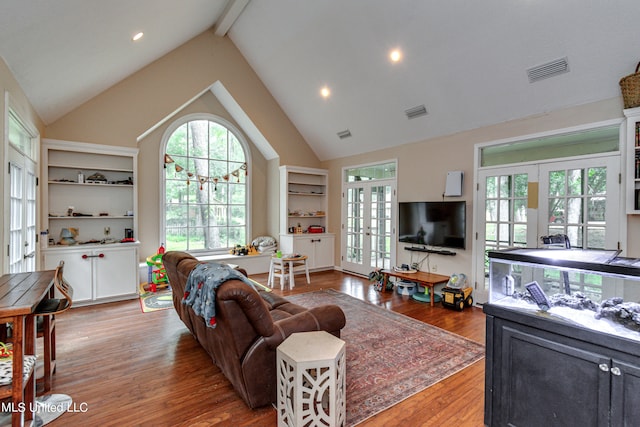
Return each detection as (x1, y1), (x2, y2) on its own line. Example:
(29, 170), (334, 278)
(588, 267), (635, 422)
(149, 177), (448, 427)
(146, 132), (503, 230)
(132, 32), (144, 41)
(390, 49), (402, 63)
(320, 86), (331, 98)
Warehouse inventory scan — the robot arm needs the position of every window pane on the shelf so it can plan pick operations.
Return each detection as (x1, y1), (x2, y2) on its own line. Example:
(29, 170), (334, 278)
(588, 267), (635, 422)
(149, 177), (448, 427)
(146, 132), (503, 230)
(229, 184), (246, 204)
(188, 121), (209, 158)
(514, 174), (528, 197)
(499, 176), (511, 198)
(229, 135), (244, 162)
(548, 170), (565, 196)
(588, 167), (606, 195)
(485, 176), (498, 198)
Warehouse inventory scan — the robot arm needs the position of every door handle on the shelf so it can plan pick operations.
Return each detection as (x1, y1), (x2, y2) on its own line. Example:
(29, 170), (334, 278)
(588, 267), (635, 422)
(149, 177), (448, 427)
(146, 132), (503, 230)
(23, 251), (35, 259)
(82, 253), (105, 259)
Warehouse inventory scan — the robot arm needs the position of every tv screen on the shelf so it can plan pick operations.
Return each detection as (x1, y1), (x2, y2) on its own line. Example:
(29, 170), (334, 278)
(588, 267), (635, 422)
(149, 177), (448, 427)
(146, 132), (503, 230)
(398, 201), (466, 249)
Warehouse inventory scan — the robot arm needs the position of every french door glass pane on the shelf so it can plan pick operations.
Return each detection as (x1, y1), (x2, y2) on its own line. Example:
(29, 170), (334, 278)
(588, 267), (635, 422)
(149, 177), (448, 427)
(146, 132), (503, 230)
(369, 185), (391, 270)
(546, 166), (606, 249)
(484, 173), (529, 281)
(9, 163), (25, 273)
(346, 187), (364, 264)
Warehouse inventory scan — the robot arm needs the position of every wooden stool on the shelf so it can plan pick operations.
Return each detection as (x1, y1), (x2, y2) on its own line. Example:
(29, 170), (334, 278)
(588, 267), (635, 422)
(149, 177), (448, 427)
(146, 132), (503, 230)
(268, 255), (310, 290)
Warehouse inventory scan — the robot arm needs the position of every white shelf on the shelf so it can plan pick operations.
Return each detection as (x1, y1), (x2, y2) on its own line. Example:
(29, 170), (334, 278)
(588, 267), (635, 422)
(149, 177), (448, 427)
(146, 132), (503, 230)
(49, 216), (134, 219)
(48, 181), (133, 187)
(42, 138), (138, 244)
(48, 163), (133, 173)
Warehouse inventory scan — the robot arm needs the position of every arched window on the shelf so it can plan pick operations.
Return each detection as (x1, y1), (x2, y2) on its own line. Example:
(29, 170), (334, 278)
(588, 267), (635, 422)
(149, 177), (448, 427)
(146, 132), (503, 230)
(162, 115), (249, 253)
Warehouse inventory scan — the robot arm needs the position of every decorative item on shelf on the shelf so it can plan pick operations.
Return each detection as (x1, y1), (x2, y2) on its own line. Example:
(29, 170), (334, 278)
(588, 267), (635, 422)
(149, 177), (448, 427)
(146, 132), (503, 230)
(59, 228), (79, 245)
(86, 172), (107, 184)
(308, 225), (325, 233)
(620, 61), (640, 109)
(295, 223), (303, 234)
(163, 154), (248, 190)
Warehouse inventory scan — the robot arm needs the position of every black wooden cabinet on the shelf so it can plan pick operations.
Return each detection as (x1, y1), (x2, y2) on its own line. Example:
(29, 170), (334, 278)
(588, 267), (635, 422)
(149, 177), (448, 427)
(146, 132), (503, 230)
(484, 304), (640, 427)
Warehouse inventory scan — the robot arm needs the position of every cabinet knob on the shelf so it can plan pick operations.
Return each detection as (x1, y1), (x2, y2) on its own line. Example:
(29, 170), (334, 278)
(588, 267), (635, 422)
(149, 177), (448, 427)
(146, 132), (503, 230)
(611, 367), (622, 376)
(599, 363), (610, 372)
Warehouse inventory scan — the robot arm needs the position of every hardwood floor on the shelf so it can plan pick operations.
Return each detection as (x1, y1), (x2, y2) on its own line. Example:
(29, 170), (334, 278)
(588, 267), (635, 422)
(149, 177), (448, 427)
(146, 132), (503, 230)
(46, 270), (486, 426)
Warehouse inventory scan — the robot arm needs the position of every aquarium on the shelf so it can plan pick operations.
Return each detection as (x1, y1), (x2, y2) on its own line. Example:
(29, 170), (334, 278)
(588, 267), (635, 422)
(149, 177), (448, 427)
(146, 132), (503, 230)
(488, 248), (640, 342)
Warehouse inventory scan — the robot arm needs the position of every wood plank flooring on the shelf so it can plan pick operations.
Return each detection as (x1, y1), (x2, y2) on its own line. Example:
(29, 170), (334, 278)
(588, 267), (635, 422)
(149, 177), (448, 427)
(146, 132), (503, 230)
(46, 270), (486, 426)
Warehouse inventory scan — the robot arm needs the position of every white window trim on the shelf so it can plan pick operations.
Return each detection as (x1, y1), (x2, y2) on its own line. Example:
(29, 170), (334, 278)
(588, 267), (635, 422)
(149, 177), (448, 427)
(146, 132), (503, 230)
(159, 112), (252, 255)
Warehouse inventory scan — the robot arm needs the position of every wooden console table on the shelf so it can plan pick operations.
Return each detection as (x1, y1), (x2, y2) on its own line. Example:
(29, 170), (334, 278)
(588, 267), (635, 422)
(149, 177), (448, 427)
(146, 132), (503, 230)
(0, 270), (55, 426)
(381, 270), (450, 306)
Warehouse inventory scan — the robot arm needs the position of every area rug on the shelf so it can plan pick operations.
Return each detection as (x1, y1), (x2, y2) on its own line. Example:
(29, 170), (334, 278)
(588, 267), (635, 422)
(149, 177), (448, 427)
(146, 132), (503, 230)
(138, 282), (173, 313)
(287, 289), (485, 426)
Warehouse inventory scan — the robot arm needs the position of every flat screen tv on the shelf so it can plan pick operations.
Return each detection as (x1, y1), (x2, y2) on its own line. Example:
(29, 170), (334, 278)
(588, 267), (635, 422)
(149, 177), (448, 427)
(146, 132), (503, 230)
(398, 201), (466, 249)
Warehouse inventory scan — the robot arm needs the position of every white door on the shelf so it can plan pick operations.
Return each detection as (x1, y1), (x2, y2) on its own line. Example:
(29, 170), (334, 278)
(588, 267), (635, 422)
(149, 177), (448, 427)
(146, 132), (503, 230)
(539, 156), (620, 250)
(8, 146), (37, 273)
(342, 180), (396, 276)
(475, 166), (538, 302)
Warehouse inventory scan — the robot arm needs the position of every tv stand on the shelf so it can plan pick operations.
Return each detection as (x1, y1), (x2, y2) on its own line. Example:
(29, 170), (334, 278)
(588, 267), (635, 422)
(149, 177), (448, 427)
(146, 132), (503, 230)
(405, 246), (457, 256)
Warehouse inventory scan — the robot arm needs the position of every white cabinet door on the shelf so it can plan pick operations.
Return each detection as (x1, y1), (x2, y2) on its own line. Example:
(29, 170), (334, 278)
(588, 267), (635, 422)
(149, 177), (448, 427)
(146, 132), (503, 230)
(280, 234), (335, 270)
(95, 246), (138, 299)
(43, 248), (93, 303)
(310, 234), (334, 269)
(43, 244), (139, 304)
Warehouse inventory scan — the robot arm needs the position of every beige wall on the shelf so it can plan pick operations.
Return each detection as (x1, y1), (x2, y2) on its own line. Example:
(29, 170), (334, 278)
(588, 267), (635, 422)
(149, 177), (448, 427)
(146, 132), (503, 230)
(322, 97), (635, 279)
(44, 30), (321, 259)
(0, 57), (44, 275)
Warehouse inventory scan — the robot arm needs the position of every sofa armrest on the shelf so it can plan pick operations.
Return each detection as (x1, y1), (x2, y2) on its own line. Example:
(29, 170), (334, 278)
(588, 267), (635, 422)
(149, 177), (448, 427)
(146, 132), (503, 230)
(263, 305), (346, 349)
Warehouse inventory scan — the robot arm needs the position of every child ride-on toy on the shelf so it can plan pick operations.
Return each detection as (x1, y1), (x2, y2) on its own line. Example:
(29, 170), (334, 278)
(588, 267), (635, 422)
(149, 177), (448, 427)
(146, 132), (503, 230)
(441, 273), (473, 311)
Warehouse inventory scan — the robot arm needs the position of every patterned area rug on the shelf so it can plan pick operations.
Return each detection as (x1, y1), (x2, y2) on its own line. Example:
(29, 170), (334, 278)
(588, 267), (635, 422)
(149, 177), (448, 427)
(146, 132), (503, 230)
(287, 289), (485, 426)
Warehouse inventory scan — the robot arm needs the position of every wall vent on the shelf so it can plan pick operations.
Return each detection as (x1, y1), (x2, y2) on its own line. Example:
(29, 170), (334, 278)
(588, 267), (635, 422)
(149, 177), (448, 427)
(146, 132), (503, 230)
(337, 129), (352, 139)
(404, 104), (428, 119)
(527, 57), (569, 83)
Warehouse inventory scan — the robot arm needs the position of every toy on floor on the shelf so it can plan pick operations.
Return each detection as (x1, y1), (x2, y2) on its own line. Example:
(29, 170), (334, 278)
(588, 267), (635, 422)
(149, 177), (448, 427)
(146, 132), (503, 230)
(441, 273), (473, 311)
(146, 244), (168, 292)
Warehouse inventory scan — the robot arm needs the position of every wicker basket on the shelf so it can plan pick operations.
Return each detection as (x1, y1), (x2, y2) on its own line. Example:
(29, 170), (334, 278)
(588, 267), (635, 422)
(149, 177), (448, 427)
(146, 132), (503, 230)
(620, 62), (640, 109)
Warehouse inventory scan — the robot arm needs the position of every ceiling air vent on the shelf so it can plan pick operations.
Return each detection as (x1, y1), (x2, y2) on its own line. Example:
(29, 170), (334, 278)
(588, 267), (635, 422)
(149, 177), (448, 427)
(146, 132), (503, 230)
(337, 129), (352, 139)
(404, 104), (428, 119)
(527, 57), (569, 83)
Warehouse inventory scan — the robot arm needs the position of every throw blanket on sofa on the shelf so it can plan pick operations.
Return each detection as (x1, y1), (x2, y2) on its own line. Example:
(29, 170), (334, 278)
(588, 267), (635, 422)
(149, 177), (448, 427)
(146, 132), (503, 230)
(182, 262), (257, 328)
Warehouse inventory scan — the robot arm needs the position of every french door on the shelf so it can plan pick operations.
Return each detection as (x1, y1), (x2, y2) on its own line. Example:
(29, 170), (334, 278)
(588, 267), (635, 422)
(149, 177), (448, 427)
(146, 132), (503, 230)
(475, 166), (538, 302)
(475, 155), (620, 303)
(341, 180), (396, 276)
(8, 146), (37, 273)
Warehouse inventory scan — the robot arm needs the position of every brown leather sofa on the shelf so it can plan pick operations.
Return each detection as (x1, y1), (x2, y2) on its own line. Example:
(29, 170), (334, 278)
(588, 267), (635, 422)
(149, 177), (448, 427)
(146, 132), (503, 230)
(163, 251), (346, 409)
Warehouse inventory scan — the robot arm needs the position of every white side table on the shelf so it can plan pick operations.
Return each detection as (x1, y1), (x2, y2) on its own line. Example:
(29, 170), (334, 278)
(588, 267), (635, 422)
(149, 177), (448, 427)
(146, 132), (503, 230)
(277, 331), (346, 427)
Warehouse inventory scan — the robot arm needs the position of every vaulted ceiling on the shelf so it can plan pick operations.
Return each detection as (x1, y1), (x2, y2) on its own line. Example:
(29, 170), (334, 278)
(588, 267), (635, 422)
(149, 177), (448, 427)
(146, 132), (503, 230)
(2, 0), (640, 160)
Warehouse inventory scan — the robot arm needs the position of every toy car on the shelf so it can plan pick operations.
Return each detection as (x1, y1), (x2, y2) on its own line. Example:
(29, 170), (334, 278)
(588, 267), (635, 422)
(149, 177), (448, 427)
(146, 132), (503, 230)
(441, 286), (474, 311)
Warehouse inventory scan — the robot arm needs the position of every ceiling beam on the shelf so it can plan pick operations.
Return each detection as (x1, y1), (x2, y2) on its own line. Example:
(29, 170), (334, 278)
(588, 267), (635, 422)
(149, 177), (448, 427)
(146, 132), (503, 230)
(213, 0), (251, 36)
